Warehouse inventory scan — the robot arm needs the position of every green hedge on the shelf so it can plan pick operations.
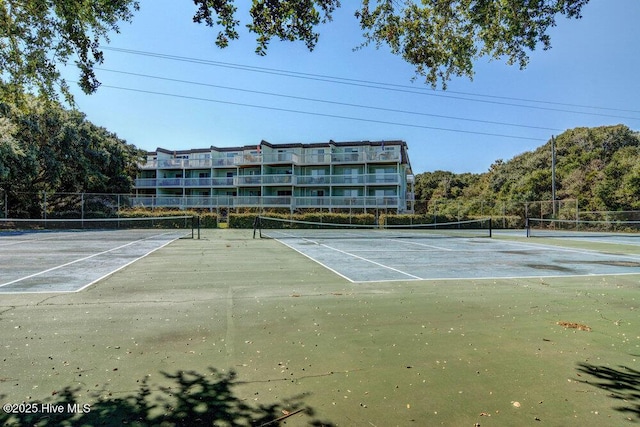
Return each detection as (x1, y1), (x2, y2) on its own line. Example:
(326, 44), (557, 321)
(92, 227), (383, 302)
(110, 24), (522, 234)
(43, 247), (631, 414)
(228, 213), (377, 229)
(229, 213), (257, 229)
(118, 209), (218, 228)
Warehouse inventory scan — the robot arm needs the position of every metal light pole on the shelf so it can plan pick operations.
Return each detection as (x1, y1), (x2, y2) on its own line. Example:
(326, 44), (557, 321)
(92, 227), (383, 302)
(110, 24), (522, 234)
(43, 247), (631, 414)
(551, 135), (556, 217)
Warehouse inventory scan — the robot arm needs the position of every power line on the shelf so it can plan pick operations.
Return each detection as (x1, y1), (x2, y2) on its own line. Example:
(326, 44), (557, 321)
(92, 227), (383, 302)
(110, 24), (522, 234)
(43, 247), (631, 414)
(101, 46), (640, 121)
(94, 83), (548, 142)
(96, 67), (562, 132)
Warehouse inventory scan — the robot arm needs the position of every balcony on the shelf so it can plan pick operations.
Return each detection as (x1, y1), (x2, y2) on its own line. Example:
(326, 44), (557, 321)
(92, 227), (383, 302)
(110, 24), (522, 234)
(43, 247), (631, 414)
(297, 174), (400, 185)
(365, 151), (400, 162)
(233, 152), (301, 166)
(331, 152), (363, 163)
(235, 196), (292, 207)
(263, 152), (299, 165)
(294, 196), (399, 208)
(184, 178), (213, 187)
(143, 173), (402, 189)
(212, 177), (235, 187)
(156, 178), (183, 187)
(150, 159), (213, 169)
(143, 177), (237, 188)
(138, 149), (402, 170)
(140, 158), (241, 169)
(134, 178), (157, 187)
(299, 153), (332, 164)
(262, 175), (293, 185)
(234, 175), (294, 186)
(129, 195), (400, 209)
(213, 157), (236, 167)
(296, 176), (329, 185)
(365, 174), (400, 184)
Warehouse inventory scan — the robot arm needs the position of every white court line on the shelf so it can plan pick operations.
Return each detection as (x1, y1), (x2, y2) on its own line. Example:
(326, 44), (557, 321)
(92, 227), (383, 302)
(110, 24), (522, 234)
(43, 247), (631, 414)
(271, 234), (425, 280)
(0, 232), (178, 289)
(351, 271), (640, 283)
(385, 238), (454, 251)
(272, 238), (356, 282)
(495, 237), (640, 261)
(316, 242), (423, 280)
(72, 234), (183, 293)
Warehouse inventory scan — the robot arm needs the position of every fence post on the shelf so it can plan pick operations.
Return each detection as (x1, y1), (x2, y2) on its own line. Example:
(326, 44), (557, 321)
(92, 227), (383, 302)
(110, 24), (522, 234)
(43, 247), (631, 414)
(502, 202), (506, 229)
(433, 200), (438, 224)
(1, 188), (6, 218)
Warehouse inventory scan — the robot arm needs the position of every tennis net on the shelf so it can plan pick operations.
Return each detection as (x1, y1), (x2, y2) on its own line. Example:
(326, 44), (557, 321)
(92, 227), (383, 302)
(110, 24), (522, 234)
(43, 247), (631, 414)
(254, 216), (492, 239)
(526, 217), (640, 238)
(0, 215), (199, 239)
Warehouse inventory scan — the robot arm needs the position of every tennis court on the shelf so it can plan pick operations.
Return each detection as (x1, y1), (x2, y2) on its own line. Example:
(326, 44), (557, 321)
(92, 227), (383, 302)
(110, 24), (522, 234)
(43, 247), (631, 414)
(526, 217), (640, 246)
(270, 233), (640, 282)
(256, 217), (640, 282)
(0, 217), (194, 293)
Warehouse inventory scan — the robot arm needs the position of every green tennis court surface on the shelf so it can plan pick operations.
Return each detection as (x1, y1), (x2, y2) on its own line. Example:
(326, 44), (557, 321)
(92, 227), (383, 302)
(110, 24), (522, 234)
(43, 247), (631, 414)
(1, 229), (639, 426)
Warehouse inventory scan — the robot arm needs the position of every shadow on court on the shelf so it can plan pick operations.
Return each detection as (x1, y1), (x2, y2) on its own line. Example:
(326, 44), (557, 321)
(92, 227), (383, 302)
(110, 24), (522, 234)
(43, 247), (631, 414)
(575, 362), (640, 421)
(0, 367), (334, 426)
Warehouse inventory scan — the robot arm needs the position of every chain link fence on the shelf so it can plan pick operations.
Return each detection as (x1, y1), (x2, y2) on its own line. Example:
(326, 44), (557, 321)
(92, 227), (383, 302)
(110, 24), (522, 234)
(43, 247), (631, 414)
(2, 191), (639, 228)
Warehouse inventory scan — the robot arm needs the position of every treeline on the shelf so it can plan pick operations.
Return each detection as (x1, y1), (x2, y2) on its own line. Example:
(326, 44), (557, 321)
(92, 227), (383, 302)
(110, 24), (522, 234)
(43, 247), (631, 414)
(414, 125), (640, 216)
(0, 93), (143, 217)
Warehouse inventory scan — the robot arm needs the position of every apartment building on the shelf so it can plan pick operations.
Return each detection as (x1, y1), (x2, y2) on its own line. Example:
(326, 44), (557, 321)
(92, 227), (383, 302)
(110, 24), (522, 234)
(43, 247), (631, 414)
(134, 140), (415, 213)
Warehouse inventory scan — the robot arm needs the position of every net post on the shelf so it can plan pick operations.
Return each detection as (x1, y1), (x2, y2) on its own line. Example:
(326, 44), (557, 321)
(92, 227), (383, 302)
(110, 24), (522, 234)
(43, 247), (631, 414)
(525, 217), (530, 238)
(190, 215), (200, 239)
(488, 217), (492, 238)
(253, 216), (260, 239)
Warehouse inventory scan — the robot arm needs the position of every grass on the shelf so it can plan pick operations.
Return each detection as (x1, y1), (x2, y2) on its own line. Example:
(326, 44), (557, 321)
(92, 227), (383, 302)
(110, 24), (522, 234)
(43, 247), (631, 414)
(0, 229), (638, 426)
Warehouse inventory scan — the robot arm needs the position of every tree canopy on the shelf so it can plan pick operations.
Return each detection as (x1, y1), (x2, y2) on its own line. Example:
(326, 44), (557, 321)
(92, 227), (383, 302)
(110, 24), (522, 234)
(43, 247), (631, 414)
(0, 94), (143, 217)
(0, 0), (589, 103)
(413, 125), (640, 218)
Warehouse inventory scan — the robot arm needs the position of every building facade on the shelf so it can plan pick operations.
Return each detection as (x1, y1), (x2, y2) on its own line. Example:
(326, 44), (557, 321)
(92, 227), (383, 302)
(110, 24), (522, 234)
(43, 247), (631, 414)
(134, 140), (415, 213)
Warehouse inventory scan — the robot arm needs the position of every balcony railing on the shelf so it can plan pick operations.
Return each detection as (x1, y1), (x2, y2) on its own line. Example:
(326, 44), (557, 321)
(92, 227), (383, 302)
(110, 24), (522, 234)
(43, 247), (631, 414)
(297, 174), (400, 185)
(134, 178), (157, 187)
(138, 174), (401, 188)
(234, 152), (301, 166)
(135, 177), (237, 187)
(130, 195), (401, 209)
(139, 158), (238, 169)
(234, 175), (293, 186)
(212, 177), (235, 186)
(139, 150), (400, 169)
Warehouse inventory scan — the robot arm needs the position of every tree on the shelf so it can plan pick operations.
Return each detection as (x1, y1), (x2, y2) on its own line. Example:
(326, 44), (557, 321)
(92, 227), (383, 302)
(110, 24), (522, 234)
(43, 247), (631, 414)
(1, 0), (589, 103)
(0, 0), (140, 104)
(0, 95), (144, 216)
(356, 0), (588, 88)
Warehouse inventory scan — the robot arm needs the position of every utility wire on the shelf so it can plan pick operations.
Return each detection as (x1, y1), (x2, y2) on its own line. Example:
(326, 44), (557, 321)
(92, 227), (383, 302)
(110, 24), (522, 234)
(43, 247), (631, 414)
(94, 83), (548, 142)
(101, 46), (640, 121)
(96, 67), (562, 132)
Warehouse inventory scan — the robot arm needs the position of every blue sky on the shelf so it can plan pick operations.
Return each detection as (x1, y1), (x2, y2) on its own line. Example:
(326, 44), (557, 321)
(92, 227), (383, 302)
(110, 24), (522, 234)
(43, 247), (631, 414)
(67, 0), (640, 174)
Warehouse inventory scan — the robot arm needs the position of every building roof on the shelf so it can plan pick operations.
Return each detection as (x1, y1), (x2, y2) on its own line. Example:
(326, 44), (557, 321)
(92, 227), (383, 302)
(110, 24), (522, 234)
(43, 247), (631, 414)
(149, 140), (407, 154)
